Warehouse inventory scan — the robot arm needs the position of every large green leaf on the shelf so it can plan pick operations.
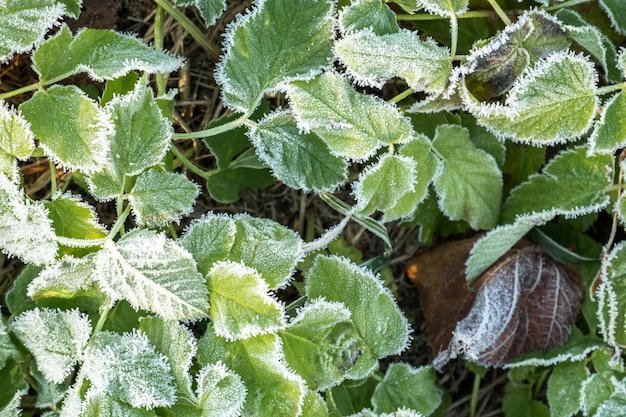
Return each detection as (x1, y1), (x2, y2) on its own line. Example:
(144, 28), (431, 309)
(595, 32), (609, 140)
(250, 110), (348, 192)
(547, 360), (588, 417)
(467, 52), (598, 145)
(336, 29), (451, 94)
(372, 363), (441, 415)
(94, 229), (209, 321)
(217, 0), (333, 112)
(207, 261), (285, 340)
(432, 124), (502, 230)
(180, 214), (237, 276)
(197, 328), (305, 417)
(288, 72), (412, 160)
(32, 24), (182, 82)
(305, 255), (410, 359)
(11, 308), (91, 384)
(19, 85), (111, 173)
(589, 91), (626, 154)
(0, 101), (34, 181)
(0, 0), (66, 61)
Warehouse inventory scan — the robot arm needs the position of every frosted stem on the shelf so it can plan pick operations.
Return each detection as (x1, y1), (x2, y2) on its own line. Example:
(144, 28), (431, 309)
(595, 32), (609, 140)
(301, 216), (350, 254)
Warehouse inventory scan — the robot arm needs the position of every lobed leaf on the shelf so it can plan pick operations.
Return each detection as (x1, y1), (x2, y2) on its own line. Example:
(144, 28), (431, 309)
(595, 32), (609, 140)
(416, 0), (468, 17)
(249, 110), (348, 192)
(338, 0), (399, 35)
(0, 173), (57, 265)
(82, 330), (176, 409)
(0, 101), (34, 181)
(197, 327), (305, 417)
(94, 229), (209, 321)
(32, 24), (182, 82)
(129, 169), (199, 227)
(432, 124), (502, 230)
(279, 299), (376, 391)
(216, 0), (334, 112)
(589, 91), (626, 155)
(306, 255), (411, 359)
(19, 85), (111, 173)
(372, 363), (441, 415)
(288, 72), (413, 161)
(335, 29), (451, 94)
(0, 0), (66, 62)
(207, 261), (285, 340)
(353, 154), (416, 216)
(11, 308), (91, 384)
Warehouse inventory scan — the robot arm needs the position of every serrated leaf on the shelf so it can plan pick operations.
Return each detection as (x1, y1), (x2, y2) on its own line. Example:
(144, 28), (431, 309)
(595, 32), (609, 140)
(80, 395), (157, 417)
(230, 214), (303, 289)
(301, 391), (329, 417)
(354, 154), (416, 216)
(501, 146), (613, 224)
(0, 0), (66, 62)
(129, 169), (198, 227)
(581, 373), (613, 416)
(467, 52), (598, 145)
(180, 214), (237, 276)
(432, 124), (501, 230)
(82, 330), (176, 409)
(94, 229), (209, 321)
(589, 91), (626, 154)
(32, 24), (182, 82)
(190, 0), (226, 27)
(197, 328), (305, 417)
(45, 193), (106, 248)
(192, 362), (246, 417)
(306, 255), (410, 359)
(207, 261), (285, 340)
(338, 0), (399, 35)
(372, 363), (441, 415)
(0, 173), (57, 265)
(139, 317), (196, 399)
(416, 0), (468, 17)
(599, 0), (626, 35)
(279, 299), (376, 391)
(336, 29), (451, 94)
(547, 360), (588, 417)
(289, 72), (412, 161)
(0, 101), (34, 180)
(597, 241), (626, 348)
(6, 265), (38, 316)
(250, 110), (348, 192)
(12, 308), (91, 384)
(20, 85), (111, 173)
(217, 0), (333, 112)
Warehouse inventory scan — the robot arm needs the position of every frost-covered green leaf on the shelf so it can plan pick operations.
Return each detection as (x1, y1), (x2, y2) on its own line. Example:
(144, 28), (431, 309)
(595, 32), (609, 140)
(129, 170), (198, 227)
(0, 320), (20, 369)
(0, 173), (57, 265)
(288, 72), (412, 161)
(82, 330), (176, 409)
(11, 308), (91, 384)
(176, 0), (226, 27)
(599, 0), (626, 35)
(416, 0), (468, 17)
(383, 134), (439, 222)
(32, 24), (182, 82)
(80, 395), (157, 417)
(180, 214), (237, 276)
(94, 229), (209, 321)
(506, 331), (602, 368)
(207, 261), (285, 340)
(597, 242), (626, 348)
(0, 101), (34, 181)
(467, 52), (598, 145)
(501, 146), (613, 224)
(0, 0), (66, 62)
(353, 154), (416, 216)
(194, 362), (246, 417)
(338, 0), (399, 35)
(0, 388), (27, 417)
(139, 317), (196, 399)
(27, 255), (97, 300)
(372, 363), (441, 415)
(349, 409), (424, 417)
(19, 85), (111, 173)
(547, 360), (588, 417)
(432, 124), (501, 230)
(589, 91), (626, 154)
(581, 373), (613, 416)
(230, 214), (303, 289)
(249, 110), (348, 192)
(279, 299), (376, 391)
(45, 193), (106, 243)
(197, 328), (305, 417)
(335, 29), (451, 94)
(301, 391), (329, 417)
(306, 255), (410, 359)
(595, 393), (626, 417)
(217, 0), (333, 112)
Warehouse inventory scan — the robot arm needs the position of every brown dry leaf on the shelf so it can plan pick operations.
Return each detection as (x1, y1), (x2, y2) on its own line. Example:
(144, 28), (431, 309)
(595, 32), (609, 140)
(409, 238), (584, 368)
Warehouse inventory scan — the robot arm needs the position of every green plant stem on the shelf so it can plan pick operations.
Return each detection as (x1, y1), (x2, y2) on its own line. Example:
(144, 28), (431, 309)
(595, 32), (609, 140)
(154, 4), (167, 96)
(596, 82), (626, 96)
(397, 10), (492, 21)
(469, 371), (482, 417)
(545, 0), (592, 11)
(173, 114), (248, 139)
(152, 0), (220, 58)
(49, 160), (57, 195)
(450, 13), (459, 61)
(170, 144), (216, 178)
(109, 204), (132, 239)
(390, 88), (415, 104)
(486, 0), (511, 25)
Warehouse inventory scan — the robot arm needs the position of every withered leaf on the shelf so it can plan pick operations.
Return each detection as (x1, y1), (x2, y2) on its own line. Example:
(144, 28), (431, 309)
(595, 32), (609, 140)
(410, 239), (584, 368)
